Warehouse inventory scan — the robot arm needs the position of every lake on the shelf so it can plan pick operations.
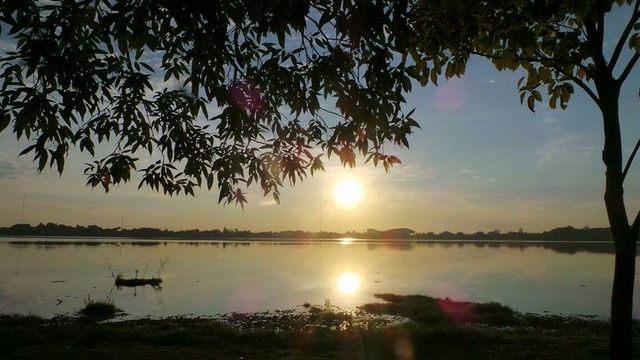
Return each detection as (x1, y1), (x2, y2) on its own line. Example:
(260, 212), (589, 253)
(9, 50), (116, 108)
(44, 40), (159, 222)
(0, 237), (636, 320)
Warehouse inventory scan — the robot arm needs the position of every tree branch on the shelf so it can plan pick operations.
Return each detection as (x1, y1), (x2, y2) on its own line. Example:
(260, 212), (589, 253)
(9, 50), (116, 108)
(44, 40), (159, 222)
(596, 0), (607, 47)
(584, 13), (608, 71)
(559, 69), (601, 107)
(622, 137), (640, 183)
(468, 49), (587, 70)
(610, 0), (640, 70)
(583, 17), (598, 46)
(632, 209), (640, 235)
(467, 49), (601, 107)
(318, 106), (347, 119)
(618, 52), (640, 85)
(304, 14), (334, 45)
(529, 49), (602, 105)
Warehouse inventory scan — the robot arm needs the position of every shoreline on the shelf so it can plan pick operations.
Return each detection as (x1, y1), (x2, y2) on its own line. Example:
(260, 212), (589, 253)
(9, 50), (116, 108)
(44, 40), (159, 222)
(1, 294), (634, 359)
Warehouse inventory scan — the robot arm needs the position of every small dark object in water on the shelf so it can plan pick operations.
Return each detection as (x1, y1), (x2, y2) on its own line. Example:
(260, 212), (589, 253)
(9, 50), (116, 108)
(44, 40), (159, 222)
(115, 275), (162, 288)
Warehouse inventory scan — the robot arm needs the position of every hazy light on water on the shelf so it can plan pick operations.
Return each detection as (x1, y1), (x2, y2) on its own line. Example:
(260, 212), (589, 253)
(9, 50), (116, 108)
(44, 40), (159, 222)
(336, 272), (361, 294)
(338, 237), (356, 245)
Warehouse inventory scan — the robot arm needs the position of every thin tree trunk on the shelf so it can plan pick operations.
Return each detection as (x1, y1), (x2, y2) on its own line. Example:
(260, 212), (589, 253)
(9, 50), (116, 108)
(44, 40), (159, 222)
(598, 78), (637, 359)
(610, 231), (637, 359)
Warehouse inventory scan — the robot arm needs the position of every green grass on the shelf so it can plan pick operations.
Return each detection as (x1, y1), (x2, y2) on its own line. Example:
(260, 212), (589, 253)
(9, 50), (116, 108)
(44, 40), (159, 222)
(1, 294), (638, 359)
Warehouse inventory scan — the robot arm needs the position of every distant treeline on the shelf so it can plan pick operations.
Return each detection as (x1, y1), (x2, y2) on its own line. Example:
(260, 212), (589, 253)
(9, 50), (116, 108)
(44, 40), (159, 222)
(413, 226), (613, 242)
(0, 223), (613, 242)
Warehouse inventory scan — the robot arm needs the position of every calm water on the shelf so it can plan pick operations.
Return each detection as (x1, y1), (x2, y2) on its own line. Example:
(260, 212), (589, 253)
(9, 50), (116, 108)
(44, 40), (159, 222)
(0, 237), (636, 319)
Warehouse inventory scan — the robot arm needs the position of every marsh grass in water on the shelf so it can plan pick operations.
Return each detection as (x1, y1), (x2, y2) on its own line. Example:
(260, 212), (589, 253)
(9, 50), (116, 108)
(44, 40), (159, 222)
(1, 294), (639, 359)
(78, 296), (120, 320)
(114, 274), (163, 288)
(109, 258), (167, 289)
(362, 293), (523, 327)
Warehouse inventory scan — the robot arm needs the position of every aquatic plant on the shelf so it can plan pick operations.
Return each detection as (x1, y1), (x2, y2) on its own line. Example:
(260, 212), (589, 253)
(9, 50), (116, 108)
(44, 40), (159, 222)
(78, 295), (118, 319)
(115, 274), (163, 288)
(111, 258), (168, 289)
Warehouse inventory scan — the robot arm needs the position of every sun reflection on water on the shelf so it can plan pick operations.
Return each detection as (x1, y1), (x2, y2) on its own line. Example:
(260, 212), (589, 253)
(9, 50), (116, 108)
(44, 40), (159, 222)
(338, 237), (356, 245)
(336, 272), (361, 294)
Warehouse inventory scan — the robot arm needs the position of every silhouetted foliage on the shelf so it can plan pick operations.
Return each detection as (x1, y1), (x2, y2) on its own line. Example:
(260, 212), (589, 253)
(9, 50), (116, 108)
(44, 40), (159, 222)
(0, 0), (417, 206)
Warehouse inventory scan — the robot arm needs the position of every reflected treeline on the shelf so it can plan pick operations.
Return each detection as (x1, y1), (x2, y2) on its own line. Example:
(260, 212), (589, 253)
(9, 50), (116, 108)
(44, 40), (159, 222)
(362, 239), (622, 255)
(366, 241), (416, 251)
(8, 240), (164, 248)
(415, 240), (626, 255)
(6, 240), (257, 249)
(6, 238), (623, 255)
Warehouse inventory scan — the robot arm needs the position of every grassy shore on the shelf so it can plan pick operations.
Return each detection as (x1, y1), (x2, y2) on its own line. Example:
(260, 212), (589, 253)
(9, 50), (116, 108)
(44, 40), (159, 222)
(1, 294), (638, 359)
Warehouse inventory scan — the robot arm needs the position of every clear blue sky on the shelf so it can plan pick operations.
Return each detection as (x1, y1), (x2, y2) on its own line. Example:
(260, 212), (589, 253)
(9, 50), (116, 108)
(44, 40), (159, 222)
(1, 9), (639, 234)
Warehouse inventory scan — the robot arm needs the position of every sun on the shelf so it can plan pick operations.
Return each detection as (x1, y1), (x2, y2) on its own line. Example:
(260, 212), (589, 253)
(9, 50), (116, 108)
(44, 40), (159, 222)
(333, 179), (365, 207)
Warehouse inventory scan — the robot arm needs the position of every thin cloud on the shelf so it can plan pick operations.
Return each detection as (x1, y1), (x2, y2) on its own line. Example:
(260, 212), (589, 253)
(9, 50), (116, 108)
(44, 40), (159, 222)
(536, 134), (597, 165)
(510, 197), (559, 213)
(259, 199), (278, 206)
(457, 169), (496, 186)
(0, 151), (33, 181)
(392, 165), (436, 182)
(0, 159), (21, 179)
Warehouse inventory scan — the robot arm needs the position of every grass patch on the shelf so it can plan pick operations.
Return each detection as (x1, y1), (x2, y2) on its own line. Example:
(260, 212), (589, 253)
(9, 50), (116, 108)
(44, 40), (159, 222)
(1, 294), (638, 359)
(361, 293), (521, 327)
(360, 293), (452, 325)
(78, 297), (119, 320)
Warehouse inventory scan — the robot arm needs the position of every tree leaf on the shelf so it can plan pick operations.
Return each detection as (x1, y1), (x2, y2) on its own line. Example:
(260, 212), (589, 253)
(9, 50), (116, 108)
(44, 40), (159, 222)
(532, 90), (542, 102)
(527, 95), (535, 112)
(19, 145), (36, 156)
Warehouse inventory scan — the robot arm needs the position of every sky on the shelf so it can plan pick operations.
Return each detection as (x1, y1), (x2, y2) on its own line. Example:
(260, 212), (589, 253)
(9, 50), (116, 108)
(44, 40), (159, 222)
(1, 9), (640, 234)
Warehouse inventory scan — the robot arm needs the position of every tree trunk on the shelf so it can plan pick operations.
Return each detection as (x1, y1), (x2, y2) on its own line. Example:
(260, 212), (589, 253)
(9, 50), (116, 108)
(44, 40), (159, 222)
(610, 231), (637, 359)
(598, 77), (638, 359)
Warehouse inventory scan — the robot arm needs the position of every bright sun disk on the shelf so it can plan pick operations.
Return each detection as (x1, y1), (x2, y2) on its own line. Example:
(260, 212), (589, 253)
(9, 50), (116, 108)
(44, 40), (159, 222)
(333, 179), (364, 207)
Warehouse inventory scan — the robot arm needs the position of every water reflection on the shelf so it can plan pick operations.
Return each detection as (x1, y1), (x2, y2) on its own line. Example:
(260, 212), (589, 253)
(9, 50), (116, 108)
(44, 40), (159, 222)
(366, 241), (415, 251)
(0, 238), (637, 319)
(1, 238), (628, 255)
(336, 272), (361, 294)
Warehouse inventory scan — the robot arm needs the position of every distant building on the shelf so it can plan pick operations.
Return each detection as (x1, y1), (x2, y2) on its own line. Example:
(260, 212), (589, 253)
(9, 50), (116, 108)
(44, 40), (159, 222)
(365, 228), (415, 239)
